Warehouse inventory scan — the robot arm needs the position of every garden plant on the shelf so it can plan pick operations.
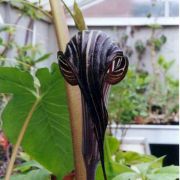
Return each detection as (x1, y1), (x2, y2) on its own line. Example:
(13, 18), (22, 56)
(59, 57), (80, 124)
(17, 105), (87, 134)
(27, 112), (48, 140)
(0, 0), (179, 180)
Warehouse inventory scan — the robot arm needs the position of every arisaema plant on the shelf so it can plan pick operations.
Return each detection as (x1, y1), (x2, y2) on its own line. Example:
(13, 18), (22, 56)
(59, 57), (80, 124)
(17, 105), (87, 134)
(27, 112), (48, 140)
(57, 1), (129, 179)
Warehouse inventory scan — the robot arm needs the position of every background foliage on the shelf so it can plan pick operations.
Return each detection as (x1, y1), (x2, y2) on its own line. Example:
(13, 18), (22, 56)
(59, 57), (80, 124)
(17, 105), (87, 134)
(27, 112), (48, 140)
(109, 22), (179, 125)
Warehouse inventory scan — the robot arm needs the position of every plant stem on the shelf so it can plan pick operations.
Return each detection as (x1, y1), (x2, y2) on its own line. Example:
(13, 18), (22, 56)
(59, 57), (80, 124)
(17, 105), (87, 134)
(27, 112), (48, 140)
(5, 97), (40, 180)
(61, 0), (74, 18)
(49, 0), (86, 179)
(24, 18), (34, 46)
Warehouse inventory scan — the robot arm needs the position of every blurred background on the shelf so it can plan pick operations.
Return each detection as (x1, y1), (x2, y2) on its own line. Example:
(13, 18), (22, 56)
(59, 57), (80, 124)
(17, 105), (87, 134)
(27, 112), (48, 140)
(0, 0), (179, 178)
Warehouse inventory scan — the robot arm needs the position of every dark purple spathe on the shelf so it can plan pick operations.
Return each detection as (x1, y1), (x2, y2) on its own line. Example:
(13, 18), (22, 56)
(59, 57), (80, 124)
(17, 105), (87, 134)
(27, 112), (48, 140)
(58, 30), (128, 180)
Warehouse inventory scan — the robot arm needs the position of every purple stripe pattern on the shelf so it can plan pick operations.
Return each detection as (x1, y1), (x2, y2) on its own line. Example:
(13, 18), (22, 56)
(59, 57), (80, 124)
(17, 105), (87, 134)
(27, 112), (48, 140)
(57, 30), (128, 180)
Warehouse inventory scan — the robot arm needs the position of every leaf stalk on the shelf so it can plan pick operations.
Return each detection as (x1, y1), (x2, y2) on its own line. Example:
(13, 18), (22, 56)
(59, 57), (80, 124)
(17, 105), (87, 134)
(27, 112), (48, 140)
(5, 97), (40, 180)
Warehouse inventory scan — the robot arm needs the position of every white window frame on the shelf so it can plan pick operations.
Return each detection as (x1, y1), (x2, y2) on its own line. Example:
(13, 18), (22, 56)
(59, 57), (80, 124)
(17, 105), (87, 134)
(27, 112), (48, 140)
(67, 17), (179, 27)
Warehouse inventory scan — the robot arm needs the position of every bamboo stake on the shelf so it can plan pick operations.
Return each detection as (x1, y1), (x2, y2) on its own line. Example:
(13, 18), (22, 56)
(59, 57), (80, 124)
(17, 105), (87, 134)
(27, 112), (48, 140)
(49, 1), (86, 179)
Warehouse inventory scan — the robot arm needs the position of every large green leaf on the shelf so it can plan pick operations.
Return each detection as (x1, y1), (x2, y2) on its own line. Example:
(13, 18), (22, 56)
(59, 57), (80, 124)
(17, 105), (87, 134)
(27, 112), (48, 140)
(147, 165), (179, 180)
(0, 64), (73, 179)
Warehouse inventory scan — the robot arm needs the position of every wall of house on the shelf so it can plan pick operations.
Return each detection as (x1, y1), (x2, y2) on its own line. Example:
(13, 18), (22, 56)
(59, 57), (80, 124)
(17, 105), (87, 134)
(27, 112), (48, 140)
(0, 4), (179, 78)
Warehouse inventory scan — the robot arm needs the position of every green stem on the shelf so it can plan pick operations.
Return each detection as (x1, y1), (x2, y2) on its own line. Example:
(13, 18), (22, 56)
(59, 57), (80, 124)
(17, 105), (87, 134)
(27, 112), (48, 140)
(5, 97), (40, 180)
(61, 0), (74, 18)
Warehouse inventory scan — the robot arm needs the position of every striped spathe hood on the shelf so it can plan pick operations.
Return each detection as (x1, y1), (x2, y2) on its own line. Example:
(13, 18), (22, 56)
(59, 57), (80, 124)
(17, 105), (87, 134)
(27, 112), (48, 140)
(58, 30), (128, 180)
